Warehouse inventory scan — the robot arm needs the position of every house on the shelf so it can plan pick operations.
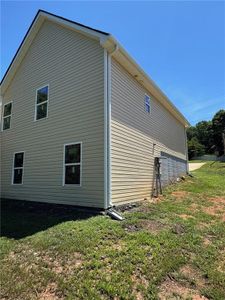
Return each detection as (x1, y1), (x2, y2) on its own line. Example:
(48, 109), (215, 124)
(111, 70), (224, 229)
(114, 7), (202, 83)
(0, 10), (189, 209)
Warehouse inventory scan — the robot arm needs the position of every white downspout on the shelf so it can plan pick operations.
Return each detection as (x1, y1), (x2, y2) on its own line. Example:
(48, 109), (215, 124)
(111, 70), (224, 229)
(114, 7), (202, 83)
(104, 48), (109, 209)
(184, 126), (189, 173)
(107, 53), (112, 208)
(104, 44), (119, 209)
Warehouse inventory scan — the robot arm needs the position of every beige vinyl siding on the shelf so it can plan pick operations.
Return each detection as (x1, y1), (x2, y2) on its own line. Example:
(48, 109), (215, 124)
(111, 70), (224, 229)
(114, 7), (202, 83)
(1, 20), (105, 207)
(111, 58), (187, 205)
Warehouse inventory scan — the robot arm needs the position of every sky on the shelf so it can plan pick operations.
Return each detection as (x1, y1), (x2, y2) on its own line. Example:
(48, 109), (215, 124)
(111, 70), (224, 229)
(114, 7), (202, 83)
(1, 1), (225, 125)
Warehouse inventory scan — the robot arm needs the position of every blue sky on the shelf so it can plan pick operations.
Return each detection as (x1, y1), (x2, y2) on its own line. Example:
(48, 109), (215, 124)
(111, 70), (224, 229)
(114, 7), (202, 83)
(1, 1), (225, 125)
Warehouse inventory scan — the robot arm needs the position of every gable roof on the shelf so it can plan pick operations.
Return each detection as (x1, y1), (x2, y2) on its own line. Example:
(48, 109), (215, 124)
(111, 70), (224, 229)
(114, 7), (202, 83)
(1, 9), (189, 127)
(0, 10), (109, 89)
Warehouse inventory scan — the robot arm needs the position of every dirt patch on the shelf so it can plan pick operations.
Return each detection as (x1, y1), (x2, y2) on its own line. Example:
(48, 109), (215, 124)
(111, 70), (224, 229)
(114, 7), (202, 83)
(6, 248), (83, 277)
(41, 251), (83, 275)
(151, 195), (164, 203)
(197, 222), (211, 230)
(179, 214), (195, 220)
(203, 197), (225, 221)
(203, 237), (212, 246)
(203, 205), (225, 221)
(216, 249), (225, 274)
(179, 265), (207, 289)
(124, 224), (141, 232)
(118, 203), (142, 213)
(38, 282), (63, 300)
(140, 219), (168, 233)
(172, 224), (186, 235)
(171, 191), (189, 199)
(208, 197), (225, 205)
(190, 203), (200, 212)
(131, 269), (148, 300)
(111, 241), (126, 251)
(158, 277), (208, 300)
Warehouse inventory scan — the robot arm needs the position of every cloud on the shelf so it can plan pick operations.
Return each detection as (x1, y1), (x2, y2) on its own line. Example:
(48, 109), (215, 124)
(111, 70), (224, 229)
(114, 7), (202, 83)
(163, 86), (225, 125)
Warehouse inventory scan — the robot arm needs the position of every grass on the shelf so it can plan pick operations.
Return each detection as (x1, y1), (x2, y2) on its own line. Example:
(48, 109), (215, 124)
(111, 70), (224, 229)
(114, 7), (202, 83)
(1, 162), (225, 299)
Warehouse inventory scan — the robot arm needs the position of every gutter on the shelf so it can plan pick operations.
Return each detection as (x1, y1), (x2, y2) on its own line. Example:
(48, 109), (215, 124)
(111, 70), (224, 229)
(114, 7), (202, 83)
(184, 127), (189, 173)
(103, 43), (119, 210)
(101, 35), (190, 128)
(107, 44), (119, 209)
(103, 49), (108, 209)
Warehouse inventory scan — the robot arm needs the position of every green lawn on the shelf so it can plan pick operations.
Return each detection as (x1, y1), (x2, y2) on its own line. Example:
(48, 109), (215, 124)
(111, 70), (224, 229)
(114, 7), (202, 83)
(1, 162), (225, 300)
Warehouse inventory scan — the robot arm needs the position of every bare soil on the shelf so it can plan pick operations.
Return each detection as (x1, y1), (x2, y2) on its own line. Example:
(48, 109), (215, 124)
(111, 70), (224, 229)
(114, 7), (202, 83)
(203, 197), (225, 221)
(171, 191), (189, 199)
(131, 269), (149, 300)
(140, 219), (168, 233)
(38, 283), (62, 300)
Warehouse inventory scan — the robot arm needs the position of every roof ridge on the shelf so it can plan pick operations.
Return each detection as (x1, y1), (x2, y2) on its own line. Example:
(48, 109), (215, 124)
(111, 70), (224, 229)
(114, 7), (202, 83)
(38, 9), (110, 36)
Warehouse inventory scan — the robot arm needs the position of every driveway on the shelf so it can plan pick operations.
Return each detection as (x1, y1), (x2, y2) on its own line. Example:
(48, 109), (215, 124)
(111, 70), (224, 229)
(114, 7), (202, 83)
(189, 162), (206, 171)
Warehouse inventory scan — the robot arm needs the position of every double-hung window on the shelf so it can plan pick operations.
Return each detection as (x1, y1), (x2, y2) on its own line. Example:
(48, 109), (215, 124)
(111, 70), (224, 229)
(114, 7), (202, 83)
(2, 102), (12, 130)
(35, 85), (49, 120)
(145, 94), (151, 113)
(63, 143), (82, 185)
(12, 152), (24, 184)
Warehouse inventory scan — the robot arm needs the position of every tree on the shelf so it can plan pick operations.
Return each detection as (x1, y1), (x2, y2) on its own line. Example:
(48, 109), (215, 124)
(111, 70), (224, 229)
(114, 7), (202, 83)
(188, 137), (205, 160)
(187, 109), (225, 158)
(195, 121), (214, 153)
(212, 110), (225, 156)
(187, 126), (197, 140)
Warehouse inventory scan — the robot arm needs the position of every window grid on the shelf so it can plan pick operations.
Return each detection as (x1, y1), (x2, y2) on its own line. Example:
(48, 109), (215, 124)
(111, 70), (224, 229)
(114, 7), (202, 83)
(35, 85), (49, 121)
(145, 94), (151, 113)
(12, 152), (24, 185)
(2, 102), (12, 131)
(63, 143), (82, 186)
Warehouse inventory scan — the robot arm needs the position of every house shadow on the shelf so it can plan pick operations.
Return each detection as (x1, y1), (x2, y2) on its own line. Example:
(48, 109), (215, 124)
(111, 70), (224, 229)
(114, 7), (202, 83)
(0, 199), (101, 240)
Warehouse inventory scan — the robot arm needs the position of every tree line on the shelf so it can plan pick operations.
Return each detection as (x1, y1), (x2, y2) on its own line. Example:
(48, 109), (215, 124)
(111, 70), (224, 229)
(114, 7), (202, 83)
(187, 109), (225, 160)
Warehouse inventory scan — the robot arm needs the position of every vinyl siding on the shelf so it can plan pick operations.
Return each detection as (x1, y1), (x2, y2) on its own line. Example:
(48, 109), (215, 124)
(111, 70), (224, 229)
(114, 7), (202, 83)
(111, 58), (187, 205)
(1, 20), (105, 207)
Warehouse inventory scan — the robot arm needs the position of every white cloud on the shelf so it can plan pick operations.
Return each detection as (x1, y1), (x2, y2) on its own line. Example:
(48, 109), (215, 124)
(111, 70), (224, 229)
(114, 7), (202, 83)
(164, 86), (225, 125)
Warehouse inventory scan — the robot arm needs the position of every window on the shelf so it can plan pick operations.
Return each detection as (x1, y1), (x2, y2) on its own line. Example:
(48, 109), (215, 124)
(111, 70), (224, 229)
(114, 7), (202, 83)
(2, 102), (12, 130)
(12, 152), (24, 184)
(63, 143), (82, 185)
(145, 94), (151, 113)
(35, 85), (49, 120)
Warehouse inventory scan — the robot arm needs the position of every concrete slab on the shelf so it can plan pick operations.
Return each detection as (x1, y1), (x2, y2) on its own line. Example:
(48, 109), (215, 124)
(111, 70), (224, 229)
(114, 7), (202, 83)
(189, 162), (206, 171)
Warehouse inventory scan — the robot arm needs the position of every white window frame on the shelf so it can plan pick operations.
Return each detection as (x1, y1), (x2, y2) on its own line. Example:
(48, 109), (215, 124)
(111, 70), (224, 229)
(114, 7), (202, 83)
(1, 101), (13, 131)
(12, 151), (25, 185)
(34, 84), (49, 121)
(145, 94), (151, 114)
(63, 142), (82, 187)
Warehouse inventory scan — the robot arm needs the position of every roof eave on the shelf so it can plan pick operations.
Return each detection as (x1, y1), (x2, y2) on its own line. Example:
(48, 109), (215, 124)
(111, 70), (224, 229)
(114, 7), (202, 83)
(1, 10), (109, 94)
(1, 10), (189, 127)
(102, 36), (190, 127)
(1, 12), (44, 94)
